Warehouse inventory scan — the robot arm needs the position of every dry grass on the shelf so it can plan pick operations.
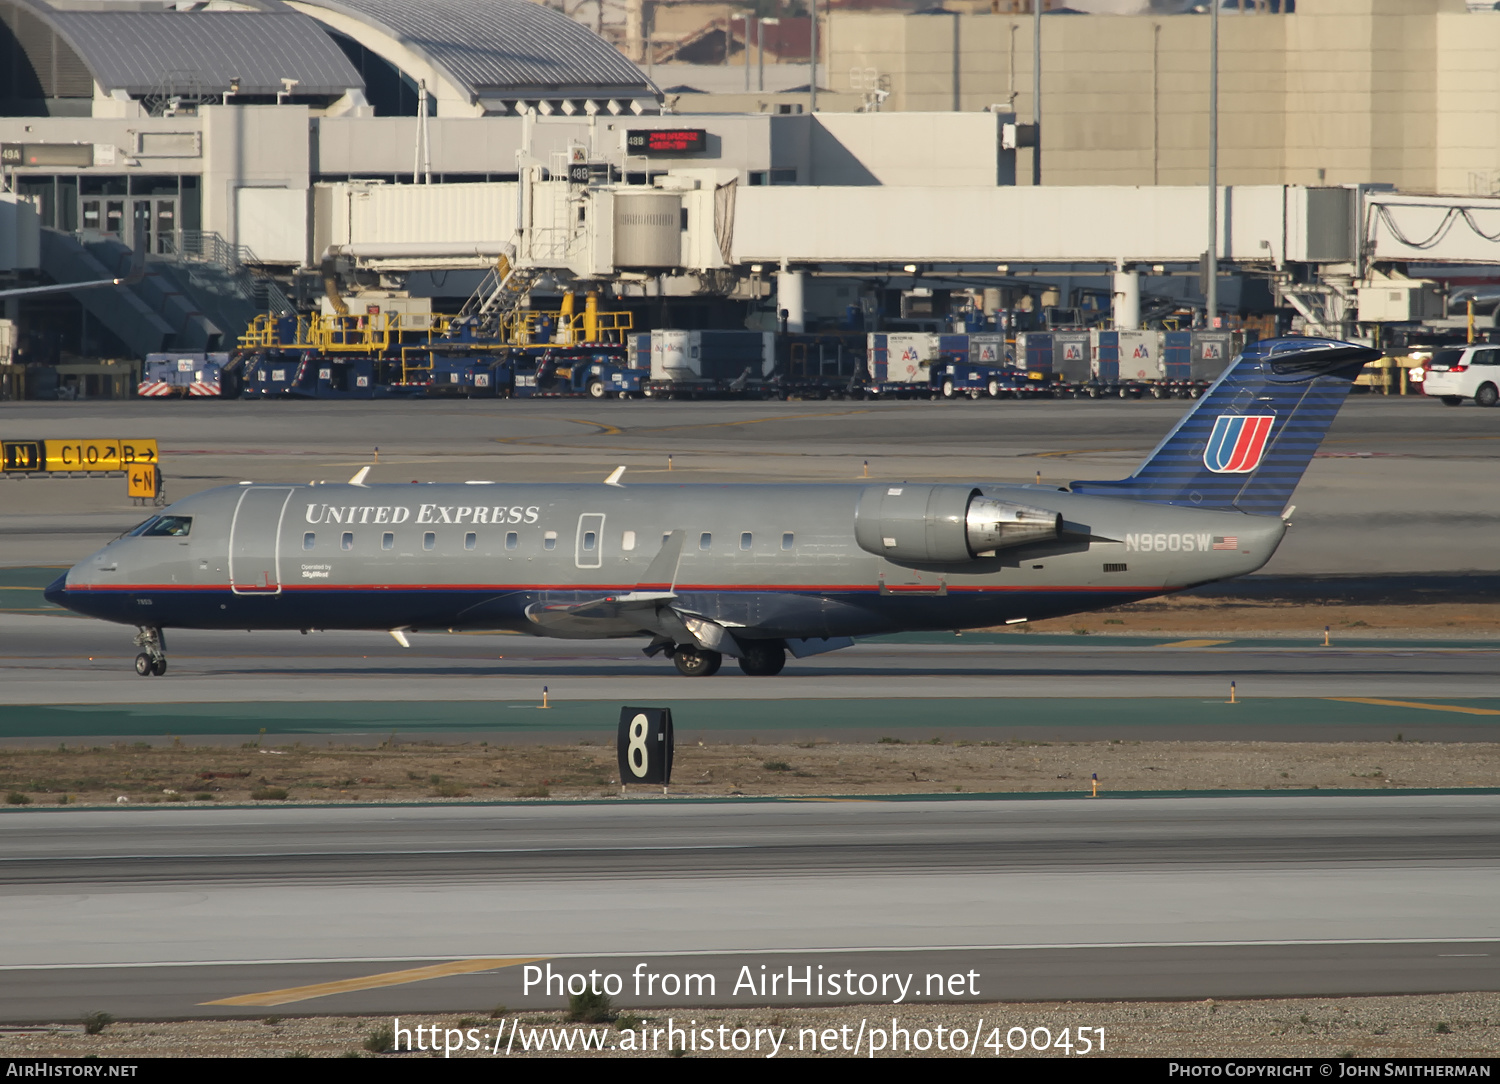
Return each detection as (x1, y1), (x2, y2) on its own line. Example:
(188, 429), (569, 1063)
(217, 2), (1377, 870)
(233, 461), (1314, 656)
(3, 737), (1498, 807)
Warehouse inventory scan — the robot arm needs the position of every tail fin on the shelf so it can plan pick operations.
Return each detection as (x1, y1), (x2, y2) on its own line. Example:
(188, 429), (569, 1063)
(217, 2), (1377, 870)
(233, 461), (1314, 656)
(1069, 337), (1380, 516)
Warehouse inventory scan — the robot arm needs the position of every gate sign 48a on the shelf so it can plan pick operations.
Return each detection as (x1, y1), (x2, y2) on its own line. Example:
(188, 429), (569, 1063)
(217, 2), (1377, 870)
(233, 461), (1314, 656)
(617, 706), (674, 786)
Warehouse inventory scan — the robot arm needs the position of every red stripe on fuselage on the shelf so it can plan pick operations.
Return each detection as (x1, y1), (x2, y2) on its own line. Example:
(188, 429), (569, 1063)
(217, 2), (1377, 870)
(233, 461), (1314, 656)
(66, 581), (1157, 595)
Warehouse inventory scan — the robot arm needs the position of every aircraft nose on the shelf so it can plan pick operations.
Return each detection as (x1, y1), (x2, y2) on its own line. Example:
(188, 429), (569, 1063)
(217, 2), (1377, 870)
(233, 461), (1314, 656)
(43, 573), (68, 608)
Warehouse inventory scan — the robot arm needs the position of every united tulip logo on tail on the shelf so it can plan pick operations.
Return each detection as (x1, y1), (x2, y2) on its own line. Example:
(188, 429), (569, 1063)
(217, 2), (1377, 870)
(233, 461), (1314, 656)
(1203, 415), (1275, 474)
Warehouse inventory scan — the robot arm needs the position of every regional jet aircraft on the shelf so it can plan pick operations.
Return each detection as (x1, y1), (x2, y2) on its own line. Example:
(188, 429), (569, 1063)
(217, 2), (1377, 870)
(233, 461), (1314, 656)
(46, 337), (1379, 677)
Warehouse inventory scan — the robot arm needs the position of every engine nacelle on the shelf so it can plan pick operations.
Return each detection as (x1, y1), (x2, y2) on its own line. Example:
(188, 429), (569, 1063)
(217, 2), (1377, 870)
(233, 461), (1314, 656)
(854, 485), (1063, 563)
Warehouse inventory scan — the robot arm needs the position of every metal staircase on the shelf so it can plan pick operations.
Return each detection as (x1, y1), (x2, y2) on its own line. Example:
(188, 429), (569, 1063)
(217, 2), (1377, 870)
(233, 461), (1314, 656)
(448, 248), (538, 341)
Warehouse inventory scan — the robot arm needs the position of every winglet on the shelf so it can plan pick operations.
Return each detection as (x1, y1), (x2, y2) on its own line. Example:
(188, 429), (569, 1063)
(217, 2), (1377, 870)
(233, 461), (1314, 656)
(349, 466), (371, 487)
(605, 465), (626, 487)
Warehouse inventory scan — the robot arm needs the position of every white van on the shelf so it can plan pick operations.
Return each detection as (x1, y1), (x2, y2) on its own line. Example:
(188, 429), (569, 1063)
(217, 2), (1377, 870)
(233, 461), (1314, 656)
(1421, 345), (1500, 406)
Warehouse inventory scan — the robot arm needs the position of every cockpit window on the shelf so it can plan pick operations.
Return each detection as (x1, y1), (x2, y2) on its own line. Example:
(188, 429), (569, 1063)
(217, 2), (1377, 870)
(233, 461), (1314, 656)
(142, 516), (192, 538)
(127, 517), (160, 537)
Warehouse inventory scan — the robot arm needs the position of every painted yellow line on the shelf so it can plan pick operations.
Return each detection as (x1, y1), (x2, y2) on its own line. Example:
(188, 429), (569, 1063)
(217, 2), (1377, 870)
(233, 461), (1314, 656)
(1157, 639), (1234, 648)
(564, 418), (623, 436)
(1327, 697), (1500, 717)
(201, 957), (546, 1007)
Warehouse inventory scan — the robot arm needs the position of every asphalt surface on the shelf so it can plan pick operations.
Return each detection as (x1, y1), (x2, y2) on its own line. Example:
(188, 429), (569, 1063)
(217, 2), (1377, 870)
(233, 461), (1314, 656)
(1, 795), (1497, 1020)
(2, 613), (1499, 742)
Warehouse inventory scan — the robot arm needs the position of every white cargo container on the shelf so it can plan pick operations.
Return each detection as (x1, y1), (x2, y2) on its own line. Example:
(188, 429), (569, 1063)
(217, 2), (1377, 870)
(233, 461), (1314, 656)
(1089, 330), (1163, 383)
(882, 332), (938, 384)
(650, 330), (774, 383)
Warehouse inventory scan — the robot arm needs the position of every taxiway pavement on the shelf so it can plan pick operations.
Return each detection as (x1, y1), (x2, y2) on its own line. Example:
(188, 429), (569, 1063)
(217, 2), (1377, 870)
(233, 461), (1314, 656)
(1, 795), (1496, 1020)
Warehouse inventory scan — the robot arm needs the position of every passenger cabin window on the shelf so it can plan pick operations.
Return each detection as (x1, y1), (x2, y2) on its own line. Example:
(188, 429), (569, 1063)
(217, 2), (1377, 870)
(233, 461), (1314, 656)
(341, 532), (353, 551)
(544, 531), (557, 551)
(622, 530), (636, 551)
(700, 532), (712, 550)
(382, 533), (394, 550)
(303, 532), (315, 550)
(142, 516), (192, 537)
(740, 532), (752, 550)
(505, 532), (518, 550)
(781, 532), (794, 550)
(423, 532), (435, 551)
(465, 532), (477, 550)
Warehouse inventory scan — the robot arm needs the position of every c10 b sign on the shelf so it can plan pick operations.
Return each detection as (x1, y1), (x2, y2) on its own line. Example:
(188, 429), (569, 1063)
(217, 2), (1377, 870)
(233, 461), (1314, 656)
(617, 706), (674, 785)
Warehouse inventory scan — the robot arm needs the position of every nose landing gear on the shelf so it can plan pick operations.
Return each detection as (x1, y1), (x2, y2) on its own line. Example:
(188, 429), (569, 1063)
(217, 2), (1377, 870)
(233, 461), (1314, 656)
(133, 626), (167, 677)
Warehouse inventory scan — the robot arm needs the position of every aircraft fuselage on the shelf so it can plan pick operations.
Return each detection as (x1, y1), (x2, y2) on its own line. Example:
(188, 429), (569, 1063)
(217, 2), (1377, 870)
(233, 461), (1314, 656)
(53, 480), (1282, 640)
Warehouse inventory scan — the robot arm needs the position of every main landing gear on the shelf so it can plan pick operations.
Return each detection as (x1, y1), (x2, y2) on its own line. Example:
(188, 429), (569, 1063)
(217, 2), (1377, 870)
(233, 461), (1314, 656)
(672, 645), (722, 677)
(736, 641), (786, 676)
(133, 626), (167, 677)
(661, 640), (787, 677)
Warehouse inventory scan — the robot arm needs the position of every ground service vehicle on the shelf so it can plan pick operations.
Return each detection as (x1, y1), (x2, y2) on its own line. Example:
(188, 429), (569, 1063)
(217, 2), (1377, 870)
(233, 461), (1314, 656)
(1421, 344), (1500, 406)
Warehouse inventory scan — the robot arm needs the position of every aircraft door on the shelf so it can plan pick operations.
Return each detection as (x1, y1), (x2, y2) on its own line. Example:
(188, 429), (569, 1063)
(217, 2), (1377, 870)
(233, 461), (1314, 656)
(575, 513), (605, 570)
(229, 487), (294, 594)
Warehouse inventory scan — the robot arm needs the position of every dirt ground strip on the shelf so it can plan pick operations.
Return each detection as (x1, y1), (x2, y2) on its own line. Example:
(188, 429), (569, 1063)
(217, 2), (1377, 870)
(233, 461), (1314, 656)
(1017, 597), (1500, 637)
(3, 737), (1500, 806)
(4, 995), (1499, 1058)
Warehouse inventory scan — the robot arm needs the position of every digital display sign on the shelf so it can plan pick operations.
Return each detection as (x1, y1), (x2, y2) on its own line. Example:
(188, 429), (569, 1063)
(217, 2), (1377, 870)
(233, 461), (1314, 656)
(1, 143), (94, 167)
(625, 129), (708, 157)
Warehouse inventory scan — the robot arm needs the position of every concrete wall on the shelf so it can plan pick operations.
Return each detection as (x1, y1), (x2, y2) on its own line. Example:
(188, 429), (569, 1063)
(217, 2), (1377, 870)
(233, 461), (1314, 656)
(823, 0), (1468, 191)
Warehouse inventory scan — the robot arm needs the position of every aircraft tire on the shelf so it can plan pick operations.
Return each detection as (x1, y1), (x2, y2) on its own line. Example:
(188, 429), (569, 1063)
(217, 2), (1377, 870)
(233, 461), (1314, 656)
(737, 643), (786, 676)
(152, 657), (167, 676)
(1477, 383), (1498, 408)
(135, 653), (153, 677)
(673, 648), (722, 677)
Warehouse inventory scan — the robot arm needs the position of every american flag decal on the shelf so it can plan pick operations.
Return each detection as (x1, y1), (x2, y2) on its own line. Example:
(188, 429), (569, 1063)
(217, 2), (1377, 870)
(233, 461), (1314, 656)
(1212, 536), (1239, 550)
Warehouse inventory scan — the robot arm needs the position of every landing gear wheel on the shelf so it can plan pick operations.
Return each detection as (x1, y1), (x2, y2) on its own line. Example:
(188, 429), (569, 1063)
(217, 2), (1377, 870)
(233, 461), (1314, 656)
(737, 642), (786, 676)
(131, 625), (166, 677)
(673, 647), (722, 677)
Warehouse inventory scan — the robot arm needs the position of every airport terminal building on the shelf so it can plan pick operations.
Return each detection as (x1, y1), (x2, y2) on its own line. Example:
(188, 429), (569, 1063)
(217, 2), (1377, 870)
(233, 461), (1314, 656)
(2, 0), (1500, 373)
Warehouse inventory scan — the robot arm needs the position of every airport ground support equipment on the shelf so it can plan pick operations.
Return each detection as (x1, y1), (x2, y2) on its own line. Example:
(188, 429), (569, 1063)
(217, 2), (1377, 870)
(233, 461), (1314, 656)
(643, 329), (777, 399)
(1018, 330), (1251, 399)
(137, 353), (235, 398)
(866, 332), (1032, 399)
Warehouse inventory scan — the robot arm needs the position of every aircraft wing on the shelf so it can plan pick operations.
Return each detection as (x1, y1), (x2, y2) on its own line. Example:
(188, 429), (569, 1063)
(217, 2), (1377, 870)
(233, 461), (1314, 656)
(523, 530), (688, 637)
